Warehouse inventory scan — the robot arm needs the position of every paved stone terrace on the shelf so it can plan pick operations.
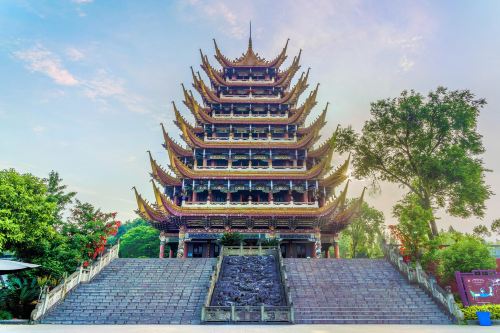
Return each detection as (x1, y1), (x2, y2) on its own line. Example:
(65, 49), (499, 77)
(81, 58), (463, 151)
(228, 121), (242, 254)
(284, 258), (452, 324)
(41, 258), (216, 324)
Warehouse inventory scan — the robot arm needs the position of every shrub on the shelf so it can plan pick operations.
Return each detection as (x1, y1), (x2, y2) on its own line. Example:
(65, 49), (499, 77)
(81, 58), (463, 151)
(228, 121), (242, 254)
(1, 277), (40, 319)
(438, 235), (496, 284)
(220, 232), (243, 246)
(0, 310), (13, 320)
(261, 239), (279, 247)
(460, 304), (500, 320)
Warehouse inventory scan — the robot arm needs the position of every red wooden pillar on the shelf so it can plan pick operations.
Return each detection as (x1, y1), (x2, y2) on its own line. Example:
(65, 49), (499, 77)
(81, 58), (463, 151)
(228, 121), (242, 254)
(326, 246), (331, 258)
(303, 190), (308, 203)
(268, 191), (273, 203)
(192, 191), (197, 202)
(334, 243), (340, 259)
(159, 232), (166, 259)
(183, 242), (188, 258)
(159, 242), (165, 259)
(168, 246), (173, 258)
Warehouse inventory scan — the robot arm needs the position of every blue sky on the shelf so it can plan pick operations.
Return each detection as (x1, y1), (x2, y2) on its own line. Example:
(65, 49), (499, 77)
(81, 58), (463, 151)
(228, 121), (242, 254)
(1, 0), (499, 234)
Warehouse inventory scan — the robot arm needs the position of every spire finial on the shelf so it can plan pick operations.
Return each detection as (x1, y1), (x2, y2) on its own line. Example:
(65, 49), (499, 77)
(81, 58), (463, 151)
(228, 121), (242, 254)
(248, 21), (253, 50)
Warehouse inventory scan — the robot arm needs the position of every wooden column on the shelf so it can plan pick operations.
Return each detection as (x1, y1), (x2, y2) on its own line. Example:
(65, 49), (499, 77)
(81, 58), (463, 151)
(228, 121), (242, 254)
(192, 191), (197, 202)
(334, 243), (340, 259)
(159, 232), (166, 259)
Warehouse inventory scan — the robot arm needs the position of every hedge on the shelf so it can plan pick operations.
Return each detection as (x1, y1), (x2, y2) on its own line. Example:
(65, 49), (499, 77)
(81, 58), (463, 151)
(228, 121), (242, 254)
(460, 304), (500, 320)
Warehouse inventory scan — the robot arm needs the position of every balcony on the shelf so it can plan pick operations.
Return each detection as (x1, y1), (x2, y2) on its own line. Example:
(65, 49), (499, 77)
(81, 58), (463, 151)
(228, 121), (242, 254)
(225, 77), (275, 84)
(182, 200), (319, 208)
(204, 135), (297, 143)
(220, 93), (282, 101)
(193, 165), (306, 172)
(212, 112), (288, 119)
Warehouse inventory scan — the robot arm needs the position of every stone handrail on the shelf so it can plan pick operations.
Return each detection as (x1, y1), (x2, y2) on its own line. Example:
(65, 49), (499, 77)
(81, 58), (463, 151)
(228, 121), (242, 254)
(183, 201), (318, 208)
(204, 245), (224, 309)
(381, 240), (464, 322)
(31, 242), (120, 322)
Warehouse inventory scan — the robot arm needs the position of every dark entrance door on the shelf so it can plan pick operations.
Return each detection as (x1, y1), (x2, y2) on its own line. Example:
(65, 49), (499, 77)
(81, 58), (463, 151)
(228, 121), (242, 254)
(296, 244), (307, 258)
(192, 244), (204, 258)
(280, 244), (287, 258)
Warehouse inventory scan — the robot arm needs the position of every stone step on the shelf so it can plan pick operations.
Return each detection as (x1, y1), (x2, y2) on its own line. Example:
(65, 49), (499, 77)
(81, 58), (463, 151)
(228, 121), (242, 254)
(41, 258), (216, 325)
(283, 258), (452, 325)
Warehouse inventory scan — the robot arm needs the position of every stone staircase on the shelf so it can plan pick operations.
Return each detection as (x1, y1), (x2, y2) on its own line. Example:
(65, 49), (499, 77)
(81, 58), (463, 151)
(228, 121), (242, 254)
(41, 258), (216, 324)
(284, 258), (452, 324)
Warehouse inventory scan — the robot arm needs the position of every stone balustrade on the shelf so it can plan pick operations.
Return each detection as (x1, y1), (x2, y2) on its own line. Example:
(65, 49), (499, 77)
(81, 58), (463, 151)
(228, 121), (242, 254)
(381, 240), (464, 322)
(183, 200), (319, 208)
(194, 165), (306, 171)
(31, 243), (120, 322)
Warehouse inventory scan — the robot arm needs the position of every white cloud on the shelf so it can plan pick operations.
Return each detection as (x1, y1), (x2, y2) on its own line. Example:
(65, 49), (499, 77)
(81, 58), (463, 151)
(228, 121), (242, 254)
(72, 0), (94, 4)
(14, 45), (79, 86)
(182, 0), (250, 39)
(14, 44), (148, 114)
(66, 47), (85, 61)
(32, 125), (46, 133)
(399, 56), (415, 72)
(83, 70), (126, 99)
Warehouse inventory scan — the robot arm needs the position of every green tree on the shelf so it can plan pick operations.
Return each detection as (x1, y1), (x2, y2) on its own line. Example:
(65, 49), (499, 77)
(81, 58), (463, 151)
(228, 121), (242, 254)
(491, 218), (500, 236)
(44, 171), (76, 222)
(438, 235), (496, 283)
(107, 218), (148, 246)
(119, 225), (159, 258)
(391, 194), (433, 260)
(472, 224), (491, 239)
(0, 169), (56, 252)
(348, 87), (491, 237)
(341, 201), (384, 258)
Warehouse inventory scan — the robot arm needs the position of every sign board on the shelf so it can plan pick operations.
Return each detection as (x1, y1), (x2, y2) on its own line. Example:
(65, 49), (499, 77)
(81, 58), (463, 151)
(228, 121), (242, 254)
(455, 270), (500, 306)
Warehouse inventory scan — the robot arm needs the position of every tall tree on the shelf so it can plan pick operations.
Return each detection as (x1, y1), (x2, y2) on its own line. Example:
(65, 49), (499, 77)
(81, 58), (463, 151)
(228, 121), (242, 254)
(44, 171), (76, 221)
(351, 87), (491, 236)
(491, 218), (500, 236)
(341, 201), (384, 258)
(472, 224), (491, 239)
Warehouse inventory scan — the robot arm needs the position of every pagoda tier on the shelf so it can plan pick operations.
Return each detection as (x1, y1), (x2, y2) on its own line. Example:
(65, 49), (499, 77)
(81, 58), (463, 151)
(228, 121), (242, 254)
(200, 48), (301, 89)
(181, 83), (318, 125)
(134, 181), (363, 231)
(192, 67), (309, 106)
(134, 35), (363, 259)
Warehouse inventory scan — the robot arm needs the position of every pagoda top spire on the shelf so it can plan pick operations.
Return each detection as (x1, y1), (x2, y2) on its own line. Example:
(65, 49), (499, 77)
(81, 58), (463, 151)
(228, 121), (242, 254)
(213, 26), (289, 68)
(248, 21), (253, 50)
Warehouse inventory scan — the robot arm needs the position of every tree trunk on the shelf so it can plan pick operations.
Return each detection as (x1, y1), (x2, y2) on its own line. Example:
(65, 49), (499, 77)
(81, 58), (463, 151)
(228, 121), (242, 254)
(429, 217), (438, 238)
(422, 196), (438, 238)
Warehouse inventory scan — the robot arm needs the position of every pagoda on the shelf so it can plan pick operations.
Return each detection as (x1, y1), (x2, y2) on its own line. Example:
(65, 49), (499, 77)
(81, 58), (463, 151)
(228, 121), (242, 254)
(133, 32), (364, 259)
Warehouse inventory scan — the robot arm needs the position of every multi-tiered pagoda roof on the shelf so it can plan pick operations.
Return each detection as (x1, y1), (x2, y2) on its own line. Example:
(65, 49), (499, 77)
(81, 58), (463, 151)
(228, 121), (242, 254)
(134, 33), (364, 258)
